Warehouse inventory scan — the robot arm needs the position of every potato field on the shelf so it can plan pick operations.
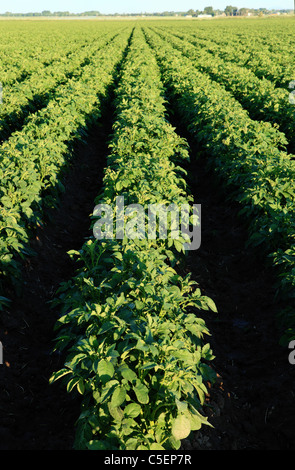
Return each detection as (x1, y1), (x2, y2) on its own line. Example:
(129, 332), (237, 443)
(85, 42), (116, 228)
(0, 16), (294, 452)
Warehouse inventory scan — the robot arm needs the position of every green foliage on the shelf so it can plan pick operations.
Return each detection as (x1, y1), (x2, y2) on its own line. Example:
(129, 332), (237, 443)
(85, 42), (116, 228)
(3, 17), (294, 448)
(50, 27), (216, 450)
(153, 26), (295, 151)
(0, 28), (130, 295)
(144, 26), (295, 342)
(0, 30), (119, 142)
(51, 242), (215, 450)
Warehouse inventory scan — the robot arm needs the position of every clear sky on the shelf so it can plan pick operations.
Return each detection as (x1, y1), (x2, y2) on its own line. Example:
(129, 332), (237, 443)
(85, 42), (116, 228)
(0, 0), (292, 13)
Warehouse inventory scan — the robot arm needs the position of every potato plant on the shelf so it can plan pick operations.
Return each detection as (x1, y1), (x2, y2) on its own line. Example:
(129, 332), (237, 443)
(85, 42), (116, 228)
(143, 26), (295, 343)
(50, 27), (217, 450)
(0, 29), (131, 297)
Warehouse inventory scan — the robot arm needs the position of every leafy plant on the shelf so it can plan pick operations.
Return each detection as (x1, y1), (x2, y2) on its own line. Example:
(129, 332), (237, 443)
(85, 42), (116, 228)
(50, 27), (217, 450)
(143, 26), (295, 343)
(0, 28), (131, 297)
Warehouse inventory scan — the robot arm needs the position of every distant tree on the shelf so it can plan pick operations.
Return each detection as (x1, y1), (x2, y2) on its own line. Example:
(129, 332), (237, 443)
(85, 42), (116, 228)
(53, 11), (70, 16)
(204, 6), (214, 15)
(42, 10), (51, 16)
(82, 11), (101, 16)
(239, 7), (249, 15)
(224, 5), (235, 15)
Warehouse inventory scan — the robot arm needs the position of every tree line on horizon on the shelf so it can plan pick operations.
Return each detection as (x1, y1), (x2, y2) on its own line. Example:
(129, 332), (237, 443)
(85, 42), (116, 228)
(0, 7), (292, 17)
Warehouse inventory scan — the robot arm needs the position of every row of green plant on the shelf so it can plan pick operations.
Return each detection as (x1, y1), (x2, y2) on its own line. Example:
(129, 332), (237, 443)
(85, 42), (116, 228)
(50, 26), (217, 451)
(169, 23), (294, 89)
(201, 26), (293, 59)
(0, 23), (89, 86)
(152, 26), (295, 152)
(0, 28), (132, 303)
(144, 26), (295, 344)
(0, 21), (125, 86)
(185, 23), (295, 70)
(0, 29), (126, 143)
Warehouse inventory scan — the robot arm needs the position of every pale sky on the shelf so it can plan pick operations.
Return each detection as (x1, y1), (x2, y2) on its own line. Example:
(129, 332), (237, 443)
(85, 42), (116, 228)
(0, 0), (292, 13)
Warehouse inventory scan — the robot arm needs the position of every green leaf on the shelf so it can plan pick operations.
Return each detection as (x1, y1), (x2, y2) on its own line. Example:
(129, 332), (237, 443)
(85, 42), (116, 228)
(49, 368), (71, 384)
(168, 435), (181, 450)
(97, 321), (116, 336)
(124, 403), (142, 418)
(121, 417), (137, 436)
(187, 411), (202, 431)
(150, 443), (165, 450)
(99, 380), (119, 404)
(125, 438), (138, 450)
(188, 406), (213, 430)
(174, 239), (183, 252)
(135, 300), (145, 310)
(140, 362), (157, 371)
(119, 364), (137, 382)
(175, 399), (188, 413)
(95, 359), (115, 384)
(111, 385), (126, 407)
(171, 414), (191, 440)
(66, 377), (80, 393)
(108, 403), (124, 422)
(66, 353), (87, 369)
(77, 378), (85, 395)
(133, 380), (149, 404)
(203, 296), (218, 312)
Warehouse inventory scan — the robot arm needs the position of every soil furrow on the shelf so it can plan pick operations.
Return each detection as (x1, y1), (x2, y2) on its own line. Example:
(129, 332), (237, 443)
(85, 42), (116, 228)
(0, 114), (112, 450)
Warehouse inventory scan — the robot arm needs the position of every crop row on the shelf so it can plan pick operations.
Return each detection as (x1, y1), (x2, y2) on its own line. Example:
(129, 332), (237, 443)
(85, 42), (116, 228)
(168, 23), (295, 89)
(0, 28), (126, 143)
(0, 26), (86, 86)
(152, 26), (295, 152)
(0, 21), (120, 86)
(143, 27), (295, 343)
(0, 29), (132, 302)
(189, 26), (295, 70)
(50, 26), (217, 451)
